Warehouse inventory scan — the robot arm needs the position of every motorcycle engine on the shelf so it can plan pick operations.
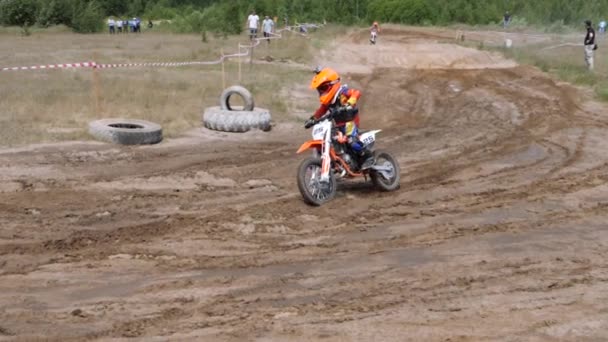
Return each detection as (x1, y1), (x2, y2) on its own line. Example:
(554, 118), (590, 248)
(343, 153), (357, 170)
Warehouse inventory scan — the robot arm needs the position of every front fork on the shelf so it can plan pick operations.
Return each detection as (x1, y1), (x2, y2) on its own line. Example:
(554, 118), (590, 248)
(319, 127), (333, 182)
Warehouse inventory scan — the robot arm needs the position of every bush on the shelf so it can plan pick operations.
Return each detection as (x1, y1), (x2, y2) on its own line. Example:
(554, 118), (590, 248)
(144, 0), (177, 20)
(70, 0), (103, 33)
(37, 0), (73, 27)
(0, 0), (38, 27)
(167, 2), (242, 36)
(169, 10), (203, 33)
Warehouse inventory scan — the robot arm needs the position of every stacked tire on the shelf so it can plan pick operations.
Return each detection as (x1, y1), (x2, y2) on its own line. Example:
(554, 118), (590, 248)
(203, 85), (272, 133)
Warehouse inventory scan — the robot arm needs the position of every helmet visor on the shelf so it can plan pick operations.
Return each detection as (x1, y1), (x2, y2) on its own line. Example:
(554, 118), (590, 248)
(317, 82), (332, 96)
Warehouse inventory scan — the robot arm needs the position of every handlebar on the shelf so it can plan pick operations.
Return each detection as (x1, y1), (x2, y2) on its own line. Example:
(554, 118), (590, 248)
(304, 107), (344, 129)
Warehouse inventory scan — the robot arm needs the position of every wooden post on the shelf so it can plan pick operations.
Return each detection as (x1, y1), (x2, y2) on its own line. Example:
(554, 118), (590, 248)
(249, 42), (254, 71)
(238, 44), (242, 82)
(92, 52), (102, 116)
(221, 48), (226, 89)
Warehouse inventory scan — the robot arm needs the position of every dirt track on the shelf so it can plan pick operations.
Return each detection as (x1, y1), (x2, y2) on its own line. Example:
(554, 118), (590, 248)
(2, 28), (608, 341)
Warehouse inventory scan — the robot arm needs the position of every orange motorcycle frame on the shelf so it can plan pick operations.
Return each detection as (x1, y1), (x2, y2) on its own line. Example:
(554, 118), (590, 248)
(297, 140), (363, 177)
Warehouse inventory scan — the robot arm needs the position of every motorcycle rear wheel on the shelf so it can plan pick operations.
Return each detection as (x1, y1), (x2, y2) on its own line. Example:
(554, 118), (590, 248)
(297, 157), (337, 206)
(370, 150), (400, 191)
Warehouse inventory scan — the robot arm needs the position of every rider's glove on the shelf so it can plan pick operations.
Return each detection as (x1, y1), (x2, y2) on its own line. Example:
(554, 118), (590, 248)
(304, 116), (315, 129)
(335, 106), (348, 114)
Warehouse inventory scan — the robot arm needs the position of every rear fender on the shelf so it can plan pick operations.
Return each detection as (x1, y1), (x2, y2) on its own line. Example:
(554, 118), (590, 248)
(297, 140), (323, 154)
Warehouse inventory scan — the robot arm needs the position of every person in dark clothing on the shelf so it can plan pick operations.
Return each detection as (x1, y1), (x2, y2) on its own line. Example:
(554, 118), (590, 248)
(584, 20), (596, 70)
(503, 11), (511, 29)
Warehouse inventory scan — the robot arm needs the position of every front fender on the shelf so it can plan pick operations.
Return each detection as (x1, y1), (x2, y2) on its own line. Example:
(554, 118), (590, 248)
(297, 140), (323, 154)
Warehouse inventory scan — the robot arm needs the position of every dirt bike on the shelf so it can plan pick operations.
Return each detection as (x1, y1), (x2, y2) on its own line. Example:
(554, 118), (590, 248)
(370, 30), (378, 45)
(296, 108), (400, 206)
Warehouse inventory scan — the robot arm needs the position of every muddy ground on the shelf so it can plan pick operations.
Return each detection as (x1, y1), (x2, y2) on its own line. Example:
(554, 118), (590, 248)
(2, 29), (608, 341)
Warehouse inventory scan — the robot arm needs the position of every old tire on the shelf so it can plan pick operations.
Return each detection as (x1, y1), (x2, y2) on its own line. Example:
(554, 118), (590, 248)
(220, 85), (255, 111)
(88, 119), (163, 145)
(203, 106), (271, 133)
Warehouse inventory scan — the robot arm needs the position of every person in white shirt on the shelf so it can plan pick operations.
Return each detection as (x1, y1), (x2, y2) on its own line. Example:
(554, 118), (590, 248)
(246, 10), (260, 41)
(262, 15), (274, 44)
(116, 19), (123, 33)
(107, 18), (115, 34)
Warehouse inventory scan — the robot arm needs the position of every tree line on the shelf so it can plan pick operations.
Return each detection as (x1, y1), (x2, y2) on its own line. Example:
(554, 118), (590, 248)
(2, 0), (608, 34)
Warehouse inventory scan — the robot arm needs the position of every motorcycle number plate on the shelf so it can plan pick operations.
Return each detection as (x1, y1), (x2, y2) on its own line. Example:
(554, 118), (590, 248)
(312, 126), (325, 140)
(361, 134), (375, 145)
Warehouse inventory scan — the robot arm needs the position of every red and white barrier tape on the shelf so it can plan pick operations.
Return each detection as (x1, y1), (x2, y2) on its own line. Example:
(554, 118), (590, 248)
(0, 24), (322, 72)
(1, 61), (97, 71)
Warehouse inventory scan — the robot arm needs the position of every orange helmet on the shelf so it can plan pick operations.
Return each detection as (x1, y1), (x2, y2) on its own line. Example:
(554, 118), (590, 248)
(310, 67), (341, 105)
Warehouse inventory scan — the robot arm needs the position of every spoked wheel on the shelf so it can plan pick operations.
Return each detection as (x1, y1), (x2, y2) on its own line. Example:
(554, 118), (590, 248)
(370, 149), (400, 191)
(297, 157), (337, 206)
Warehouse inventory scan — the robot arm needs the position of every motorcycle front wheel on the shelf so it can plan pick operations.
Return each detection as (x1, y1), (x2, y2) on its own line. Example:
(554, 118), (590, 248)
(297, 157), (337, 206)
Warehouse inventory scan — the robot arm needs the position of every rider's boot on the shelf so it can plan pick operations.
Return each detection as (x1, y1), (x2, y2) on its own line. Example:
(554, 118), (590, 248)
(359, 147), (375, 170)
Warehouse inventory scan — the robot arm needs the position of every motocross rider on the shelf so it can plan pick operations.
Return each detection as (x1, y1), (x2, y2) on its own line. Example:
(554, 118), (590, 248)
(306, 67), (375, 170)
(370, 21), (380, 43)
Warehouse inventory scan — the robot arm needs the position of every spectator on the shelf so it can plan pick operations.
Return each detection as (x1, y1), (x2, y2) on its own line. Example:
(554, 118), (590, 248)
(599, 20), (606, 35)
(148, 19), (153, 29)
(116, 18), (123, 33)
(135, 17), (141, 33)
(584, 20), (597, 71)
(262, 15), (274, 44)
(246, 10), (260, 41)
(107, 17), (115, 34)
(503, 11), (511, 29)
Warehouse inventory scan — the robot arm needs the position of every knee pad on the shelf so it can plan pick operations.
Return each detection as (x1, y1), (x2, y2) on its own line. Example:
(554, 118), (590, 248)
(350, 140), (363, 152)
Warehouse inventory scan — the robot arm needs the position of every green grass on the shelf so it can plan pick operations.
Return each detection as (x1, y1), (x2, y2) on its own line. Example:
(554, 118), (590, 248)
(0, 28), (325, 147)
(595, 83), (608, 101)
(490, 42), (608, 101)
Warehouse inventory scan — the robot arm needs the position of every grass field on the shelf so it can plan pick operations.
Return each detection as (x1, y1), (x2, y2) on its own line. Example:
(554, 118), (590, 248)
(0, 27), (328, 147)
(480, 33), (608, 100)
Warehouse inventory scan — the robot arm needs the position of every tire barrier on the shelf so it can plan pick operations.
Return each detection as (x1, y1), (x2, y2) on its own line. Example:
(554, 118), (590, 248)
(203, 107), (271, 133)
(220, 85), (255, 111)
(89, 118), (163, 145)
(203, 85), (272, 133)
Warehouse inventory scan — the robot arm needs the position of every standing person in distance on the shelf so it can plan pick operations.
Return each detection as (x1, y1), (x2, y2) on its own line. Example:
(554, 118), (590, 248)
(584, 20), (597, 71)
(263, 15), (275, 45)
(247, 10), (260, 41)
(599, 20), (607, 35)
(107, 17), (115, 34)
(503, 11), (511, 29)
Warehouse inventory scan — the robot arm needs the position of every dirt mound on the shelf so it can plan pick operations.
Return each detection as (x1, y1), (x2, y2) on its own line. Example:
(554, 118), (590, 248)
(319, 28), (517, 73)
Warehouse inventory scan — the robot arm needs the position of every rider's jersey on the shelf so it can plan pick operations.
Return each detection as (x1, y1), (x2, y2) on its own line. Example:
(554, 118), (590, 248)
(313, 86), (361, 127)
